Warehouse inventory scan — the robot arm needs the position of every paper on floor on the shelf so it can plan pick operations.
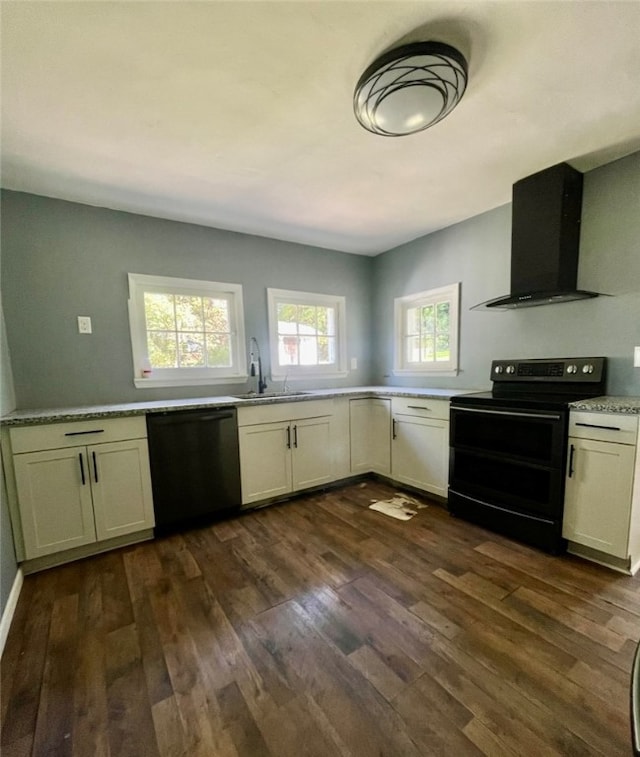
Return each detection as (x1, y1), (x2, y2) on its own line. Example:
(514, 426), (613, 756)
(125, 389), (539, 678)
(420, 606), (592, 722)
(368, 494), (427, 521)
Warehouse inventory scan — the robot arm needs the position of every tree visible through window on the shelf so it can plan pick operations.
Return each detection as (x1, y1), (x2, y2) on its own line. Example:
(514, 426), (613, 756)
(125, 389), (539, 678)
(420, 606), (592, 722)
(405, 300), (451, 364)
(128, 273), (247, 387)
(394, 283), (460, 374)
(276, 302), (336, 367)
(267, 288), (347, 379)
(144, 293), (232, 368)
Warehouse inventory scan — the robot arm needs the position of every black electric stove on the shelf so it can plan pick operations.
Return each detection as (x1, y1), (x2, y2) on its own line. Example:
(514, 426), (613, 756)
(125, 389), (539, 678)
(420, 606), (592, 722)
(448, 357), (607, 553)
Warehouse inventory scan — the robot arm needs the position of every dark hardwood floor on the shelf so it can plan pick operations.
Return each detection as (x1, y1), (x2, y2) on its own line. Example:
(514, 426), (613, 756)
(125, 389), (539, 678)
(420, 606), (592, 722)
(2, 479), (639, 756)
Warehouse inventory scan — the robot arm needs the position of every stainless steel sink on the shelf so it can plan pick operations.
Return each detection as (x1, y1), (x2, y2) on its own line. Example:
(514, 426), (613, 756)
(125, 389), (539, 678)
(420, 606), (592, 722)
(231, 391), (310, 400)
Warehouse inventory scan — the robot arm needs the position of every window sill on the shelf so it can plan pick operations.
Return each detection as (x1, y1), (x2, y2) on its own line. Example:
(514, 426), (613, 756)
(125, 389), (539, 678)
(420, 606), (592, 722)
(134, 375), (248, 389)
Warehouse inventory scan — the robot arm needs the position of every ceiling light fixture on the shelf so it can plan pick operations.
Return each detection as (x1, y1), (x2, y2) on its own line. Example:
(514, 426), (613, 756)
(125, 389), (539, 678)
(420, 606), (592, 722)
(353, 41), (468, 137)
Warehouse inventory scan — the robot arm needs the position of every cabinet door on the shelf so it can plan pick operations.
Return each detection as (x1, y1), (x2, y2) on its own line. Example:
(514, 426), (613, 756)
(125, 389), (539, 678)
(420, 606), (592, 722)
(331, 398), (351, 481)
(292, 416), (333, 491)
(392, 415), (449, 496)
(370, 399), (392, 475)
(563, 438), (635, 558)
(350, 399), (372, 474)
(239, 421), (292, 504)
(89, 439), (155, 541)
(13, 448), (96, 558)
(350, 399), (391, 475)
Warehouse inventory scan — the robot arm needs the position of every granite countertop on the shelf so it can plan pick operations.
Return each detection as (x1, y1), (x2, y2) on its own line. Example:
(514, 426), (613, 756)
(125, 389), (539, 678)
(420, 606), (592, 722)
(569, 396), (640, 414)
(0, 386), (483, 426)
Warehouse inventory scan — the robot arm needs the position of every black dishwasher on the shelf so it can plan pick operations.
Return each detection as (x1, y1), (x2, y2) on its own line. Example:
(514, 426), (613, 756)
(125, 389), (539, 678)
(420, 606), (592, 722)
(146, 406), (241, 534)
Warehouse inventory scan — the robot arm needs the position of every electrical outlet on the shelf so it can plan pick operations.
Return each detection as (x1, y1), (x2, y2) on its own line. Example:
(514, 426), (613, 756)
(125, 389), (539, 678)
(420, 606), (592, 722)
(77, 316), (92, 334)
(350, 357), (358, 370)
(634, 346), (640, 368)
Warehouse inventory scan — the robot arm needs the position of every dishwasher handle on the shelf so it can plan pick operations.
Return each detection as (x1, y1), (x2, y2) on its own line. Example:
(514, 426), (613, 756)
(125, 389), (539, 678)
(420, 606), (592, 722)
(147, 408), (237, 426)
(196, 412), (237, 422)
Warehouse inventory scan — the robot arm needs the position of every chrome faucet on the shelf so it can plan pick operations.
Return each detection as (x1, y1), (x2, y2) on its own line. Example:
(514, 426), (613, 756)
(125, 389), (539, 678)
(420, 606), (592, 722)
(249, 337), (268, 394)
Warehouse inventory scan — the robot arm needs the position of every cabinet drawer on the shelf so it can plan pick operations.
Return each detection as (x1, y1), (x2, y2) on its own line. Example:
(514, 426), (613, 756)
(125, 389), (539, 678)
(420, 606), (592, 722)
(569, 412), (638, 445)
(10, 416), (148, 453)
(392, 397), (449, 420)
(237, 399), (333, 426)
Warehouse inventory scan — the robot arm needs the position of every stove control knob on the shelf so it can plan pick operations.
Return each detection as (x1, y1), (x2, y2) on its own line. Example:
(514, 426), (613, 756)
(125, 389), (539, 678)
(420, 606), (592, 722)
(494, 365), (503, 374)
(582, 364), (594, 374)
(506, 365), (515, 374)
(567, 364), (577, 374)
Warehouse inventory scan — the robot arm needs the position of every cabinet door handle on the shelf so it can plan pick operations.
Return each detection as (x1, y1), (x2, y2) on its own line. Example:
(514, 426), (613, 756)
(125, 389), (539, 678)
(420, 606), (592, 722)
(92, 451), (99, 483)
(78, 452), (86, 485)
(286, 426), (291, 449)
(293, 425), (298, 448)
(568, 444), (575, 478)
(392, 418), (397, 439)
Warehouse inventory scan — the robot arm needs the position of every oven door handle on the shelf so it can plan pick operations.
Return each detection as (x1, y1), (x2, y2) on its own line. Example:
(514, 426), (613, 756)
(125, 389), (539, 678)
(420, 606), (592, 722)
(452, 406), (562, 421)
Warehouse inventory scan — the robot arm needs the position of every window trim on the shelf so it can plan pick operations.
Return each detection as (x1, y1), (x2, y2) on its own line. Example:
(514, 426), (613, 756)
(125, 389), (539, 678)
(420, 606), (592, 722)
(128, 272), (247, 388)
(393, 282), (460, 377)
(267, 288), (348, 380)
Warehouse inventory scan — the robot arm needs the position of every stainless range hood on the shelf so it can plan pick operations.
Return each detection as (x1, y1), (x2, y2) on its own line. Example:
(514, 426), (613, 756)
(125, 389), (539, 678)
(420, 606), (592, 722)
(473, 162), (602, 310)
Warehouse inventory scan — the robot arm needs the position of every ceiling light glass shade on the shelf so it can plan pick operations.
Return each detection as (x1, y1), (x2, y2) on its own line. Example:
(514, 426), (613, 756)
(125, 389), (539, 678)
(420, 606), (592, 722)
(354, 41), (468, 137)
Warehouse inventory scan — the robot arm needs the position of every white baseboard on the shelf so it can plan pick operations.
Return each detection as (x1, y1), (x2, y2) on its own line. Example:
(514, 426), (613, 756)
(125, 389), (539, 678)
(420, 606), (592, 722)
(0, 567), (24, 658)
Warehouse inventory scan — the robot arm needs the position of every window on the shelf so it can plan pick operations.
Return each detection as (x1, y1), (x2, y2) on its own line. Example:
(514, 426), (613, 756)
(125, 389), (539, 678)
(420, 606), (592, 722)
(394, 283), (460, 375)
(128, 273), (247, 387)
(267, 288), (347, 379)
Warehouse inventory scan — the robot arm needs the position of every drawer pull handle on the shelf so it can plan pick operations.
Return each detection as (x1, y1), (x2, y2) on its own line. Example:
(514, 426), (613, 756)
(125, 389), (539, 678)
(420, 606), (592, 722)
(92, 451), (99, 483)
(408, 405), (431, 411)
(575, 422), (621, 432)
(78, 453), (86, 486)
(65, 429), (105, 437)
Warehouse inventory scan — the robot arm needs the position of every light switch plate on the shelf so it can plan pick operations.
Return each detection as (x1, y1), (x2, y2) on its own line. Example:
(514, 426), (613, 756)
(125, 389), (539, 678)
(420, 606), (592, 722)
(350, 357), (358, 370)
(634, 346), (640, 368)
(77, 316), (92, 334)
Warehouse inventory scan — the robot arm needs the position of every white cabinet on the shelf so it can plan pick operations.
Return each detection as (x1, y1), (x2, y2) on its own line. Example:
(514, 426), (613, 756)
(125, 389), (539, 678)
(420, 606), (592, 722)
(238, 421), (292, 503)
(563, 412), (640, 572)
(349, 396), (450, 497)
(9, 417), (154, 560)
(238, 400), (335, 505)
(350, 398), (391, 475)
(391, 397), (450, 497)
(88, 439), (154, 541)
(13, 447), (96, 556)
(291, 416), (334, 490)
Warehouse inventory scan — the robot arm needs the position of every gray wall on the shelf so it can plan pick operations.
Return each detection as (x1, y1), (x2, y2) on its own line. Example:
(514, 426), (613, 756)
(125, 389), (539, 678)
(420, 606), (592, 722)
(1, 302), (18, 617)
(1, 193), (373, 408)
(0, 151), (638, 607)
(372, 150), (640, 395)
(3, 152), (637, 408)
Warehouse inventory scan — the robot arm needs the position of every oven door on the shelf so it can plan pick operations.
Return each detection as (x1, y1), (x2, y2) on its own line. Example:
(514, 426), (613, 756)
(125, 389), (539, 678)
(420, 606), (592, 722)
(450, 405), (567, 467)
(448, 404), (568, 549)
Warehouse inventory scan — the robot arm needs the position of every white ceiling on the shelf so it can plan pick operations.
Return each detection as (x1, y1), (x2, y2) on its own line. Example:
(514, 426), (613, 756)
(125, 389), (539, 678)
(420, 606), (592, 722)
(2, 1), (640, 255)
